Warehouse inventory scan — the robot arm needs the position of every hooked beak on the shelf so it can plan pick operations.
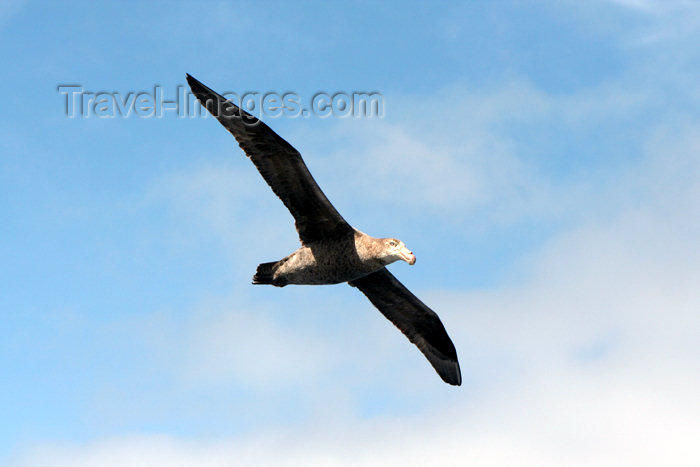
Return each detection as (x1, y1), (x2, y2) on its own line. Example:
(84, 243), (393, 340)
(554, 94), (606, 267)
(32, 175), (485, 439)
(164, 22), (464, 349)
(400, 246), (416, 265)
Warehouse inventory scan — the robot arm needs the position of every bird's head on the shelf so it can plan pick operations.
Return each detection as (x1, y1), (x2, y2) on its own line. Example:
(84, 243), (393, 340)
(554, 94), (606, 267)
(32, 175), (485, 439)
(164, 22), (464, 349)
(382, 238), (416, 265)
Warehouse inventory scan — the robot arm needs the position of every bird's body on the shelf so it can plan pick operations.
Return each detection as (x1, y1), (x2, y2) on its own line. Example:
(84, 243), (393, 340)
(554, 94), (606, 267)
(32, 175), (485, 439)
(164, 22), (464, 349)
(255, 230), (409, 286)
(186, 74), (462, 386)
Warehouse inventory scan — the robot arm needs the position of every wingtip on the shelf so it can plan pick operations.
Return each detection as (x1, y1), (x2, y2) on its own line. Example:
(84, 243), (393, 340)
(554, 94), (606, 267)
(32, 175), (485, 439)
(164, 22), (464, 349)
(435, 359), (462, 386)
(185, 74), (221, 107)
(185, 74), (223, 102)
(452, 361), (462, 386)
(445, 372), (462, 386)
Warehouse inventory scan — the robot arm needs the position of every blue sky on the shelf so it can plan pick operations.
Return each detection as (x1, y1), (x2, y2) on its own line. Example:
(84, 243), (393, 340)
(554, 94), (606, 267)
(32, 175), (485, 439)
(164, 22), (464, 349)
(2, 1), (700, 465)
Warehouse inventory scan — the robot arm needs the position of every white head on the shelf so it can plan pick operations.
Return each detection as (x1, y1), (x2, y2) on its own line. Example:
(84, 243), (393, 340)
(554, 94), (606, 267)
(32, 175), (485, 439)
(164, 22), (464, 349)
(382, 238), (416, 265)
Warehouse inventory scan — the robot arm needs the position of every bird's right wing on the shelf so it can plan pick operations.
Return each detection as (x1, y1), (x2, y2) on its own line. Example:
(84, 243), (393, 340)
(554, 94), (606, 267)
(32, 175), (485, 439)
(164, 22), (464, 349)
(349, 268), (462, 386)
(186, 74), (353, 245)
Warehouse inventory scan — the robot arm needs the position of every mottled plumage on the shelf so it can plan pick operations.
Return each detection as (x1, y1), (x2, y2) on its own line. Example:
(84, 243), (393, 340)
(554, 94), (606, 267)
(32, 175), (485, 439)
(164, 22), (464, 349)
(186, 74), (461, 386)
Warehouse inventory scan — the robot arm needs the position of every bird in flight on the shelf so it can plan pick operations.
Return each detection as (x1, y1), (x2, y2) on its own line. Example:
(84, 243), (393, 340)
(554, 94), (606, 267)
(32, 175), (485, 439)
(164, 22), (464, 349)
(186, 74), (461, 385)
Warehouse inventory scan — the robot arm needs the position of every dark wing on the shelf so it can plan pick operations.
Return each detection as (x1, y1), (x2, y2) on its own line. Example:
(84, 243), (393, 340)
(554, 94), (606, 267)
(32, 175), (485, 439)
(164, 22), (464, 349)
(186, 74), (353, 244)
(349, 268), (462, 386)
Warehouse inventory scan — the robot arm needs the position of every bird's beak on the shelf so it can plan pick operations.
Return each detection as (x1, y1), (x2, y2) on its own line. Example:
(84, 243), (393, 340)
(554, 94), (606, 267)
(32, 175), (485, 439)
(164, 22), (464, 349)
(400, 246), (416, 265)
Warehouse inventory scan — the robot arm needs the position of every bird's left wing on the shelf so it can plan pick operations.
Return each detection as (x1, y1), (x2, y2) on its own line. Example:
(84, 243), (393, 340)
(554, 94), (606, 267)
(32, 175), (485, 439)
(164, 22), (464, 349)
(186, 74), (353, 244)
(349, 268), (462, 386)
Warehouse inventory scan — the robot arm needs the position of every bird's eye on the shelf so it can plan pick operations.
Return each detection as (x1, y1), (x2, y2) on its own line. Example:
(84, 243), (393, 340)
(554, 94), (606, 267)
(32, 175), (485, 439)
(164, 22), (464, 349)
(389, 241), (397, 247)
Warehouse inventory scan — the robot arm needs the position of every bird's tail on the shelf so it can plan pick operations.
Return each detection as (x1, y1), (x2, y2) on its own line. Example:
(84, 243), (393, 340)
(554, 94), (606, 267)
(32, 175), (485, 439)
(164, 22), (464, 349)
(252, 261), (279, 285)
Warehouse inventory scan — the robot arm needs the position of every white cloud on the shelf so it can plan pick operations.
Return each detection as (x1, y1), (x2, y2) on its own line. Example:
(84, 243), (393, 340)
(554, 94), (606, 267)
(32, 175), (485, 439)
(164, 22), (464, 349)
(9, 369), (700, 467)
(175, 295), (337, 387)
(607, 0), (698, 13)
(285, 79), (650, 239)
(604, 0), (700, 49)
(607, 0), (658, 11)
(147, 160), (301, 267)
